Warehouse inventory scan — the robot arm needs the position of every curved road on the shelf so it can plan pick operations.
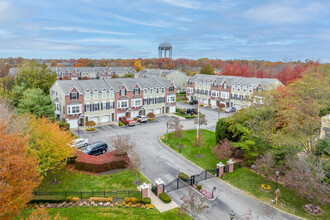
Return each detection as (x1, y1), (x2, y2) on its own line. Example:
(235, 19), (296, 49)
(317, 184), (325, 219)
(74, 104), (301, 220)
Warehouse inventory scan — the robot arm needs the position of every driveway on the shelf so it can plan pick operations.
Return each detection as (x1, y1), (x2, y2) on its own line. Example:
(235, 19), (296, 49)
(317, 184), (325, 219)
(73, 108), (300, 220)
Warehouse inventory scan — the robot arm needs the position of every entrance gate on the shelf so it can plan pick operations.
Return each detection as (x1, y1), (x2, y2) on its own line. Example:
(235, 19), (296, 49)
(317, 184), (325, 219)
(164, 178), (189, 193)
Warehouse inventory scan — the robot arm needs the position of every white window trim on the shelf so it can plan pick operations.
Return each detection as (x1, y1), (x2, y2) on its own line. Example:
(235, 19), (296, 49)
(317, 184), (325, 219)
(109, 90), (114, 98)
(102, 91), (107, 99)
(211, 90), (219, 97)
(144, 88), (148, 95)
(131, 98), (142, 107)
(67, 104), (82, 115)
(85, 92), (90, 100)
(221, 91), (229, 99)
(167, 95), (176, 103)
(93, 90), (98, 99)
(117, 100), (129, 108)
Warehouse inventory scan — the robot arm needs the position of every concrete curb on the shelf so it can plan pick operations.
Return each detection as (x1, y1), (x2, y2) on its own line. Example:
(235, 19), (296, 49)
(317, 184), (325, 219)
(158, 135), (306, 220)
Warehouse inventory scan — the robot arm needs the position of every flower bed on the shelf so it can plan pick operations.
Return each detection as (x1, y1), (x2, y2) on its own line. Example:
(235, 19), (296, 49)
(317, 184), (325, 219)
(305, 204), (322, 215)
(75, 150), (129, 173)
(260, 184), (271, 191)
(199, 189), (213, 199)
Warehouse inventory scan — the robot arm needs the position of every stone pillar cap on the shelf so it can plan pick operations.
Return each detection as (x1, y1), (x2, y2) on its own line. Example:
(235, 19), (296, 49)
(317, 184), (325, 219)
(217, 162), (225, 167)
(155, 178), (164, 185)
(227, 159), (235, 164)
(140, 183), (149, 190)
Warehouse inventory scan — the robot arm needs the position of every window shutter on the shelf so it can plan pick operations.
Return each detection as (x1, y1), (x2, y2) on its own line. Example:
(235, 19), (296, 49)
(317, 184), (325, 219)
(84, 105), (86, 112)
(92, 104), (94, 111)
(98, 103), (100, 110)
(70, 93), (72, 100)
(125, 90), (126, 95)
(101, 103), (103, 110)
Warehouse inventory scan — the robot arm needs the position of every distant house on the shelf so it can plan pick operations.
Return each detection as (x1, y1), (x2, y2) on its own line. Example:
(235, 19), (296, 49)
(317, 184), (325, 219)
(186, 74), (283, 109)
(140, 69), (187, 93)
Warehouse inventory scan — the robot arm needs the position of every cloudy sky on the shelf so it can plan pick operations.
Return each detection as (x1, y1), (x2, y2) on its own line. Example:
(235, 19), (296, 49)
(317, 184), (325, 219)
(0, 0), (329, 61)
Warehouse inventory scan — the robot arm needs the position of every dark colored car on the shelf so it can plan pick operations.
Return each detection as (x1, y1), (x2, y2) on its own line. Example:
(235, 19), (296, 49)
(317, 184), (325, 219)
(189, 100), (198, 105)
(119, 116), (136, 126)
(82, 141), (108, 155)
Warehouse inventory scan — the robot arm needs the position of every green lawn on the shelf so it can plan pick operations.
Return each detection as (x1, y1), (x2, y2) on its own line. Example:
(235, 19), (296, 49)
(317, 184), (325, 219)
(173, 113), (196, 119)
(176, 97), (184, 102)
(162, 129), (218, 169)
(162, 129), (330, 220)
(18, 207), (189, 220)
(37, 169), (149, 192)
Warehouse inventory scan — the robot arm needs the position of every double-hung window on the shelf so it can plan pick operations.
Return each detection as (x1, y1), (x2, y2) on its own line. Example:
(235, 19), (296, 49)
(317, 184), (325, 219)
(85, 92), (90, 100)
(71, 92), (78, 100)
(93, 91), (98, 99)
(102, 91), (106, 99)
(144, 88), (148, 95)
(211, 90), (219, 97)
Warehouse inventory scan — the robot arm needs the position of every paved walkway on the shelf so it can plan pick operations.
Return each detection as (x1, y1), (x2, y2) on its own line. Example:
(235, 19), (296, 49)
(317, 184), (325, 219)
(137, 184), (178, 213)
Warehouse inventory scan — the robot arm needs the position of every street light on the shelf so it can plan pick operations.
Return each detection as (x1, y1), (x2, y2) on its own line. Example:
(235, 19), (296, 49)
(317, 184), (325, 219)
(77, 114), (85, 138)
(275, 171), (279, 191)
(229, 210), (235, 220)
(212, 186), (216, 198)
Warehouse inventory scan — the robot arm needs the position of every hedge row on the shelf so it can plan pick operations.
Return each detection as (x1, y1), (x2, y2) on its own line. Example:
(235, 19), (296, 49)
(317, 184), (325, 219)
(75, 150), (129, 173)
(159, 193), (171, 203)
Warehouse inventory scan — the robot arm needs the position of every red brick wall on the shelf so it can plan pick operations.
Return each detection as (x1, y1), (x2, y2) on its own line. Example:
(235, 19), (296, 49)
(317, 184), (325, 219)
(64, 87), (84, 119)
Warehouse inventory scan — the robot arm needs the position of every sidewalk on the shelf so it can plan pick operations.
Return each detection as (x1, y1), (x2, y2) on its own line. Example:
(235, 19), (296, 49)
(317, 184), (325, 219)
(137, 184), (178, 213)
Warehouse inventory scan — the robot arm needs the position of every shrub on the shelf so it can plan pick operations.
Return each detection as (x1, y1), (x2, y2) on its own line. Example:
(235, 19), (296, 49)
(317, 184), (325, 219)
(184, 101), (189, 104)
(147, 112), (155, 119)
(200, 104), (204, 107)
(71, 197), (79, 202)
(65, 196), (73, 202)
(183, 97), (189, 101)
(58, 121), (70, 131)
(147, 118), (155, 121)
(124, 197), (138, 204)
(185, 115), (196, 119)
(215, 118), (232, 142)
(118, 122), (124, 126)
(197, 185), (202, 190)
(212, 138), (233, 160)
(85, 128), (96, 131)
(89, 197), (113, 202)
(28, 199), (65, 204)
(178, 172), (190, 181)
(159, 193), (171, 203)
(179, 109), (186, 115)
(86, 121), (96, 129)
(176, 108), (181, 113)
(75, 150), (129, 173)
(138, 197), (151, 204)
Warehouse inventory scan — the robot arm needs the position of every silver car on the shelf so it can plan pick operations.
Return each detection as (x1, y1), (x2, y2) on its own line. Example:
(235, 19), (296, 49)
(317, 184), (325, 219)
(70, 138), (89, 149)
(136, 115), (148, 123)
(225, 107), (236, 113)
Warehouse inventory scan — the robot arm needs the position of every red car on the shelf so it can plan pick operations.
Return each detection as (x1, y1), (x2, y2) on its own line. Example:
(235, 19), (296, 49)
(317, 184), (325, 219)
(119, 116), (136, 126)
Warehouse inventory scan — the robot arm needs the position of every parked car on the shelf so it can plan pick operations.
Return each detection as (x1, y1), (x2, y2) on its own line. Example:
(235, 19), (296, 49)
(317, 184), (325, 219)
(119, 116), (136, 126)
(136, 115), (148, 123)
(70, 138), (89, 149)
(189, 100), (198, 105)
(225, 107), (236, 113)
(82, 141), (108, 155)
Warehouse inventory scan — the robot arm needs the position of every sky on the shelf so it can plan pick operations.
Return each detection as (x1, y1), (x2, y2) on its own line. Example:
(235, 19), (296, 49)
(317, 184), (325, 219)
(0, 0), (329, 62)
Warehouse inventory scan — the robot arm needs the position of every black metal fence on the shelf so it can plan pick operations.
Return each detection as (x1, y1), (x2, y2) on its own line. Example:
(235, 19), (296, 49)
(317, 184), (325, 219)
(164, 178), (189, 193)
(33, 190), (141, 200)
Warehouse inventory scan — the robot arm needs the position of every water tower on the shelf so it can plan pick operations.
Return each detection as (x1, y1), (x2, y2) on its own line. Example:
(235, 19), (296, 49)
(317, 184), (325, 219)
(158, 41), (172, 58)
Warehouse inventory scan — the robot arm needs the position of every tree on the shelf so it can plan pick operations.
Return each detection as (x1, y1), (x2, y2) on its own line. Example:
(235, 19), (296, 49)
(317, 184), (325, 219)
(283, 154), (329, 205)
(111, 74), (119, 78)
(134, 60), (144, 72)
(28, 117), (75, 181)
(16, 62), (57, 94)
(109, 134), (135, 156)
(253, 152), (275, 185)
(215, 118), (231, 142)
(0, 124), (41, 219)
(127, 151), (142, 185)
(200, 64), (215, 75)
(194, 114), (208, 127)
(86, 121), (96, 130)
(123, 73), (135, 78)
(17, 88), (55, 118)
(314, 138), (329, 156)
(166, 116), (180, 141)
(212, 138), (233, 160)
(179, 191), (209, 219)
(193, 130), (206, 157)
(173, 123), (184, 145)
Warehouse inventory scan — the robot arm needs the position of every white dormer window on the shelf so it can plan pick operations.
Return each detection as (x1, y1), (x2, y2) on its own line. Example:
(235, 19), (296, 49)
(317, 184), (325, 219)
(199, 81), (202, 86)
(102, 91), (106, 99)
(161, 87), (165, 93)
(85, 92), (90, 100)
(232, 85), (235, 91)
(150, 88), (153, 94)
(203, 81), (206, 87)
(144, 88), (148, 95)
(93, 90), (98, 99)
(207, 82), (211, 87)
(223, 83), (227, 89)
(156, 87), (159, 94)
(109, 89), (114, 98)
(213, 82), (218, 87)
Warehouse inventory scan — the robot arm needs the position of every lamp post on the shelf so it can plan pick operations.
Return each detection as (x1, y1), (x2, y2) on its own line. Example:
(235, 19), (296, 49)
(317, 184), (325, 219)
(212, 186), (216, 198)
(77, 114), (85, 138)
(229, 210), (235, 220)
(275, 171), (279, 191)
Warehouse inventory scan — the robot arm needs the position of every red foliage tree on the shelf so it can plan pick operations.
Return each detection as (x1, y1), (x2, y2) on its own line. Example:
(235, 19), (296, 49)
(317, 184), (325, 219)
(211, 138), (233, 160)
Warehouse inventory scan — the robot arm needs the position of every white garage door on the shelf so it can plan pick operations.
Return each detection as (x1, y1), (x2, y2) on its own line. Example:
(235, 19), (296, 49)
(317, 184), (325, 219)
(169, 106), (176, 113)
(90, 116), (99, 124)
(203, 99), (208, 105)
(101, 115), (110, 123)
(147, 109), (153, 114)
(117, 113), (125, 121)
(211, 100), (216, 107)
(67, 119), (78, 129)
(155, 108), (161, 115)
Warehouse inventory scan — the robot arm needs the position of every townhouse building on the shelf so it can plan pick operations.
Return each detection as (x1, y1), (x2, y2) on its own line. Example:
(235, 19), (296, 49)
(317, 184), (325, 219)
(139, 69), (187, 93)
(50, 77), (177, 129)
(186, 74), (282, 109)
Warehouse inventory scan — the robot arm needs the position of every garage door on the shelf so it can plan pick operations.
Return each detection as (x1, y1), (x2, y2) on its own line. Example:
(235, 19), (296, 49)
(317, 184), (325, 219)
(203, 99), (208, 105)
(211, 100), (216, 107)
(90, 116), (99, 124)
(67, 119), (78, 129)
(169, 106), (176, 113)
(101, 115), (110, 123)
(155, 108), (161, 115)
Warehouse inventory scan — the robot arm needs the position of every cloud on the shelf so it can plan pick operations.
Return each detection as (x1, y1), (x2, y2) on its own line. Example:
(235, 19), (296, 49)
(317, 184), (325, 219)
(108, 13), (172, 28)
(157, 0), (221, 10)
(44, 26), (134, 35)
(0, 0), (30, 24)
(244, 1), (323, 24)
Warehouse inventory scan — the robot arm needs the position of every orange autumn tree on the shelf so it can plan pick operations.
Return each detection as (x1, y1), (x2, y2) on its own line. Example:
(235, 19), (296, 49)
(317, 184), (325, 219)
(0, 124), (41, 219)
(28, 117), (75, 181)
(133, 60), (144, 72)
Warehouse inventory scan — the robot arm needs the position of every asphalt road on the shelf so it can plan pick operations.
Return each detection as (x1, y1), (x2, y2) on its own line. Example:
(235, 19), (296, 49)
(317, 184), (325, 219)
(73, 103), (300, 220)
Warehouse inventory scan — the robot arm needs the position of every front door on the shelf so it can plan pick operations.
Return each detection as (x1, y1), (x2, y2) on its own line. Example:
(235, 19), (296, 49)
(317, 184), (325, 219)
(111, 113), (115, 121)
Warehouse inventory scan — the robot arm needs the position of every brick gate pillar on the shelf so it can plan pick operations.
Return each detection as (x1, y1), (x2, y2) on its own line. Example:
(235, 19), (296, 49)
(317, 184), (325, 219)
(217, 162), (225, 177)
(227, 159), (235, 173)
(155, 178), (164, 197)
(140, 183), (149, 199)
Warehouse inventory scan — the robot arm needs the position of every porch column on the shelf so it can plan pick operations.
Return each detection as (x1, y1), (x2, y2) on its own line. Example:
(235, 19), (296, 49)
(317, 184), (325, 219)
(140, 183), (149, 198)
(217, 162), (225, 177)
(227, 159), (235, 173)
